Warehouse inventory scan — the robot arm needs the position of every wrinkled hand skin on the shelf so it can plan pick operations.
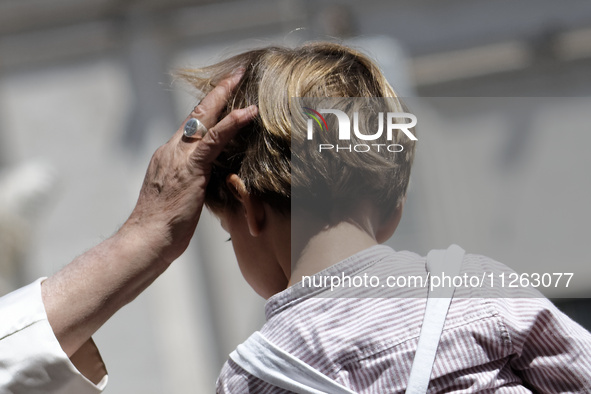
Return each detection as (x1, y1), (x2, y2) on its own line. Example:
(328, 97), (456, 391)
(125, 137), (212, 265)
(41, 70), (257, 359)
(125, 70), (257, 265)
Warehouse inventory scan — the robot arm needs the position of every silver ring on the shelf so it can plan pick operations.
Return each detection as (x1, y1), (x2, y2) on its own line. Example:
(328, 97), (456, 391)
(184, 118), (208, 138)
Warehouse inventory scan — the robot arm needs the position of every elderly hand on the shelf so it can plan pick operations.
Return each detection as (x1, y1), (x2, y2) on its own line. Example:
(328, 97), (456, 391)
(42, 70), (256, 358)
(124, 70), (257, 265)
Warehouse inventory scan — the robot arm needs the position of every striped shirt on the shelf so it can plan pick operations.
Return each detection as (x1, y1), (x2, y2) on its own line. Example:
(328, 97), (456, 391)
(217, 245), (591, 393)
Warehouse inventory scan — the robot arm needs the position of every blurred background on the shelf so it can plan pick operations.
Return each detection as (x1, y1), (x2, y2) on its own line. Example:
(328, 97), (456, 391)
(0, 0), (590, 392)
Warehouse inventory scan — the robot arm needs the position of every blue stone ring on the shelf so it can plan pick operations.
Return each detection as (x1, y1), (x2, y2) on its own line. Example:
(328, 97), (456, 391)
(183, 118), (208, 138)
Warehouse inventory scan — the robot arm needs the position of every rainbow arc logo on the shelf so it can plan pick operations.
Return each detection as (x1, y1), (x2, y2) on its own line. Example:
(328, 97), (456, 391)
(303, 107), (328, 132)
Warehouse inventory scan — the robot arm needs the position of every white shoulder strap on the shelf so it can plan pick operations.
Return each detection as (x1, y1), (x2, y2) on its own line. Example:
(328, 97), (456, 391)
(405, 244), (465, 394)
(230, 331), (356, 394)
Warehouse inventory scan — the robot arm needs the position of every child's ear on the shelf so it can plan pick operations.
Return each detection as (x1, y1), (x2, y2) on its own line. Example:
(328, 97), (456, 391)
(376, 200), (404, 243)
(226, 174), (245, 203)
(226, 174), (266, 236)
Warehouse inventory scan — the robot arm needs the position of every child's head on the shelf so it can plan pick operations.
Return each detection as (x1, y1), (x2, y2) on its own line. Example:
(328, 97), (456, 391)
(178, 42), (416, 220)
(179, 42), (416, 296)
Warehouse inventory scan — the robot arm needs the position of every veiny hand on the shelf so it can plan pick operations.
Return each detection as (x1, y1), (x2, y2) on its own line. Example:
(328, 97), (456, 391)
(40, 70), (256, 359)
(124, 70), (257, 265)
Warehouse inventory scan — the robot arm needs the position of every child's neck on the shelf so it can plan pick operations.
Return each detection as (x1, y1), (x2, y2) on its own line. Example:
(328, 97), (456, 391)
(288, 212), (379, 287)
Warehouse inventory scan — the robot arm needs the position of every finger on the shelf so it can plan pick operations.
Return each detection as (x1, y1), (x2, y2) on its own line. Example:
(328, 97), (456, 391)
(192, 105), (258, 166)
(173, 69), (244, 144)
(186, 68), (245, 130)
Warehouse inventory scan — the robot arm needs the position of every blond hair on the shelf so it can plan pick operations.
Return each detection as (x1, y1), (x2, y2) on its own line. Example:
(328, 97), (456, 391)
(177, 42), (416, 217)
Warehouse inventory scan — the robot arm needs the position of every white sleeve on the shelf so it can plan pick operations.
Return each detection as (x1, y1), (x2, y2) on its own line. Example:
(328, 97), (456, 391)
(0, 279), (108, 394)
